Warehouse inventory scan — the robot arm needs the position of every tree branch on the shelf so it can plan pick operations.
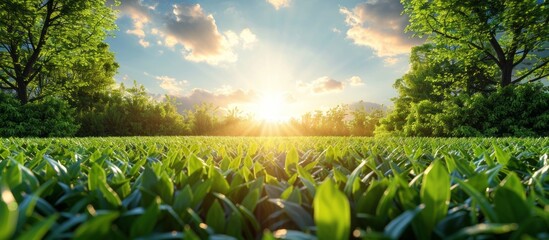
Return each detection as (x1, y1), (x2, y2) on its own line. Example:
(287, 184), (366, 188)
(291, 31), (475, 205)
(0, 74), (16, 89)
(512, 59), (549, 83)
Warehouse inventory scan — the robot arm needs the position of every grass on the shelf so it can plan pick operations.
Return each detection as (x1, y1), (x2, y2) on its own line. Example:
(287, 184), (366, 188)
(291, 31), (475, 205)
(1, 137), (548, 239)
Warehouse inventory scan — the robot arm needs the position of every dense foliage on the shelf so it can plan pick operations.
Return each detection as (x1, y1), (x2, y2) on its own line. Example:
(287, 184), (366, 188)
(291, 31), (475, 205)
(0, 92), (78, 137)
(377, 0), (549, 137)
(0, 0), (117, 104)
(77, 83), (189, 137)
(403, 0), (549, 86)
(1, 137), (548, 239)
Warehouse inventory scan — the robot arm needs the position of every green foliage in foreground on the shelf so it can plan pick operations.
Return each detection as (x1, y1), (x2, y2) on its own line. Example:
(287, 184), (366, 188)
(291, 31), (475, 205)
(0, 137), (548, 239)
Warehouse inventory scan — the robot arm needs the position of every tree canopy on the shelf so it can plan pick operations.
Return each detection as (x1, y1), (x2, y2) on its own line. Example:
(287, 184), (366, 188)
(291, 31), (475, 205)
(0, 0), (117, 104)
(403, 0), (549, 87)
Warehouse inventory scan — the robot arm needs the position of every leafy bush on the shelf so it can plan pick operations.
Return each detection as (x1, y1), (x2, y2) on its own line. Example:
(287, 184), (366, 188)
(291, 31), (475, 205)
(77, 84), (189, 136)
(378, 83), (549, 137)
(0, 93), (79, 137)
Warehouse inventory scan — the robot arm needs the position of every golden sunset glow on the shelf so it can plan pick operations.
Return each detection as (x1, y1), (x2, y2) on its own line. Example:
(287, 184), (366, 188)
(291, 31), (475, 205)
(255, 93), (289, 122)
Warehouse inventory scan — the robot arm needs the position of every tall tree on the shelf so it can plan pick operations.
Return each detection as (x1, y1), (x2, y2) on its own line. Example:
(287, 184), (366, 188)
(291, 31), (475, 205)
(403, 0), (549, 86)
(0, 0), (117, 104)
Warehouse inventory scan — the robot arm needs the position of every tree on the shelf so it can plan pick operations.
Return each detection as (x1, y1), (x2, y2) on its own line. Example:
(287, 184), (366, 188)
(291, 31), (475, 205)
(403, 0), (549, 87)
(0, 0), (117, 104)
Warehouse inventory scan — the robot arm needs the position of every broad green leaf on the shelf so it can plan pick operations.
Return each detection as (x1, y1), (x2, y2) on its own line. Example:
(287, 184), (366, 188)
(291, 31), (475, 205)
(209, 167), (230, 194)
(0, 185), (18, 240)
(74, 212), (119, 240)
(269, 199), (313, 230)
(493, 144), (511, 166)
(385, 204), (424, 240)
(206, 200), (226, 233)
(88, 163), (106, 191)
(493, 173), (530, 223)
(416, 160), (450, 239)
(187, 154), (205, 175)
(131, 198), (161, 238)
(314, 180), (350, 240)
(174, 186), (193, 213)
(344, 160), (367, 196)
(158, 172), (174, 204)
(446, 223), (518, 240)
(285, 147), (299, 175)
(241, 188), (260, 212)
(16, 214), (58, 240)
(98, 181), (122, 206)
(455, 178), (499, 222)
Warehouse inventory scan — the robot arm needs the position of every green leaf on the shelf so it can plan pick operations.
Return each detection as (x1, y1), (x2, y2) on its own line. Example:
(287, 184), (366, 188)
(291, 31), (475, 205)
(446, 223), (518, 240)
(16, 214), (58, 240)
(0, 185), (18, 240)
(173, 186), (193, 213)
(131, 198), (161, 238)
(158, 172), (174, 204)
(385, 204), (424, 240)
(98, 181), (122, 206)
(455, 178), (499, 222)
(493, 144), (511, 166)
(210, 167), (230, 194)
(314, 179), (350, 240)
(74, 212), (119, 240)
(187, 154), (205, 175)
(285, 147), (299, 175)
(493, 172), (530, 223)
(269, 199), (313, 230)
(88, 163), (106, 191)
(417, 160), (450, 238)
(206, 200), (226, 233)
(344, 160), (367, 196)
(241, 188), (260, 212)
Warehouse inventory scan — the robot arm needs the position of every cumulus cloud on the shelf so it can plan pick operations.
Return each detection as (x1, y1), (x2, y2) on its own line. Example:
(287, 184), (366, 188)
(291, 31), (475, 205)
(117, 2), (257, 65)
(239, 28), (258, 49)
(119, 0), (151, 46)
(348, 76), (364, 86)
(154, 75), (188, 96)
(299, 76), (345, 94)
(340, 0), (423, 57)
(266, 0), (291, 10)
(174, 87), (258, 110)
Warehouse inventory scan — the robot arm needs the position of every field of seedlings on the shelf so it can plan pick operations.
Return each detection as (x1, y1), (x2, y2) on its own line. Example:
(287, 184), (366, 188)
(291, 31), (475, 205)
(1, 137), (548, 239)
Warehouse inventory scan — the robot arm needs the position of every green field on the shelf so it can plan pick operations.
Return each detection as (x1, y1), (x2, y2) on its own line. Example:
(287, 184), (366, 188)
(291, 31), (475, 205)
(1, 137), (548, 239)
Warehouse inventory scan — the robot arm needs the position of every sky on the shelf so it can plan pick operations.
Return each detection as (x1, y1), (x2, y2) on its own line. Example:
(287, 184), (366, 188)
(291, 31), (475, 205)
(107, 0), (424, 121)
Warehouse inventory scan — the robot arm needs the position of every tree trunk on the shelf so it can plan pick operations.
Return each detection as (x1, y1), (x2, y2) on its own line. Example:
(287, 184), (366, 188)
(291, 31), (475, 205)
(500, 61), (513, 87)
(16, 81), (28, 105)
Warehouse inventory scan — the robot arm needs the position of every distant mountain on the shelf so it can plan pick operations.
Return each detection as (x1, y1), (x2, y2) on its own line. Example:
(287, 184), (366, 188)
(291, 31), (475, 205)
(348, 101), (388, 112)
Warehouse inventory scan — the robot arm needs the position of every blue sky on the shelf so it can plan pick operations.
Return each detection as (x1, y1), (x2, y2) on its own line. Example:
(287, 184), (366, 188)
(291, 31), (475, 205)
(107, 0), (422, 120)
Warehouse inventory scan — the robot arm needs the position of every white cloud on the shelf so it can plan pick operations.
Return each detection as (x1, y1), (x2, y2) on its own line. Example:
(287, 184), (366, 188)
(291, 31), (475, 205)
(240, 28), (257, 49)
(383, 57), (400, 65)
(154, 75), (188, 96)
(138, 39), (150, 47)
(299, 76), (345, 94)
(119, 0), (151, 47)
(266, 0), (291, 10)
(348, 76), (364, 86)
(118, 2), (258, 65)
(340, 0), (423, 57)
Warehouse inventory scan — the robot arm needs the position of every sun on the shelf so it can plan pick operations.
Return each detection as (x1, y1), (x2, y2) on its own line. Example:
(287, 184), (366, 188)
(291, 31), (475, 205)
(256, 94), (288, 122)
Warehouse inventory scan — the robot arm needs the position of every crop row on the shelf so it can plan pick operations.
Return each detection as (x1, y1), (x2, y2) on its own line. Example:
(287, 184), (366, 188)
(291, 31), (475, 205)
(1, 137), (548, 239)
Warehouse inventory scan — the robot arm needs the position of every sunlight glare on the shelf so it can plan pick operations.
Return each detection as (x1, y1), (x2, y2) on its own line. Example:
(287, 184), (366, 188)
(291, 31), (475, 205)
(256, 93), (288, 122)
